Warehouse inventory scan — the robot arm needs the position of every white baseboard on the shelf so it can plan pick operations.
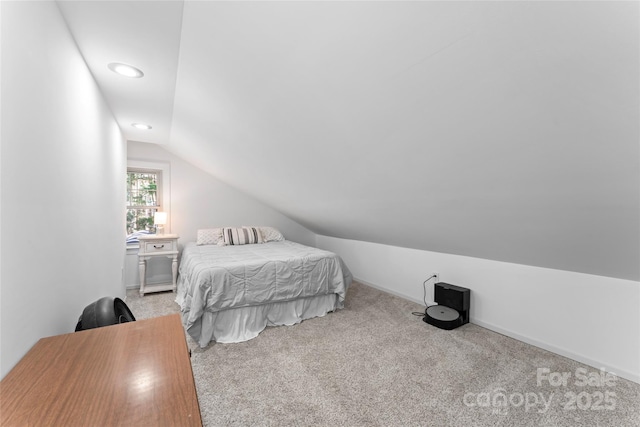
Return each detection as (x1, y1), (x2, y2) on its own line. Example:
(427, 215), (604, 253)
(469, 317), (640, 385)
(353, 276), (425, 306)
(320, 236), (639, 385)
(354, 275), (639, 384)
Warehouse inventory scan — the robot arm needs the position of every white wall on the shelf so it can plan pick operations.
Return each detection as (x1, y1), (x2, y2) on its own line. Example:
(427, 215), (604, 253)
(317, 235), (640, 384)
(168, 1), (639, 282)
(127, 141), (316, 248)
(0, 1), (126, 378)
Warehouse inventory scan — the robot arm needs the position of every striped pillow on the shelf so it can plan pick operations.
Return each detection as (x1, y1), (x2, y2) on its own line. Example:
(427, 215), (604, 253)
(242, 226), (285, 242)
(222, 227), (263, 246)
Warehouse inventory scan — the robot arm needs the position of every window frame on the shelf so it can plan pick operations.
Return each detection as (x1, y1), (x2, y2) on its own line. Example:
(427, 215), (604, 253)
(126, 167), (162, 234)
(126, 159), (171, 242)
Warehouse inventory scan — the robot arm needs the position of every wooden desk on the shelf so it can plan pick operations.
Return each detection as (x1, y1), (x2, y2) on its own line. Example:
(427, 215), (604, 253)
(1, 314), (202, 426)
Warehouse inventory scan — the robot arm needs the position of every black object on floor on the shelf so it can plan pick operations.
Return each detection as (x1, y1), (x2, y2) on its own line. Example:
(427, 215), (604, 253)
(75, 297), (136, 331)
(423, 282), (470, 330)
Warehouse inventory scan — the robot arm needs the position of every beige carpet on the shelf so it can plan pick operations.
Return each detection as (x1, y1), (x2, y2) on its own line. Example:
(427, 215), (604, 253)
(126, 281), (640, 426)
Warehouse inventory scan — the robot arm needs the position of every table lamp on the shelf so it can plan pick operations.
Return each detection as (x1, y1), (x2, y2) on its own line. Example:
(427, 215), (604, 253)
(154, 211), (167, 235)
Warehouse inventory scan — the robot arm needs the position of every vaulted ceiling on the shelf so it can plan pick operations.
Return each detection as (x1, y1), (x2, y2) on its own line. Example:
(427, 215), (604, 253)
(58, 1), (639, 281)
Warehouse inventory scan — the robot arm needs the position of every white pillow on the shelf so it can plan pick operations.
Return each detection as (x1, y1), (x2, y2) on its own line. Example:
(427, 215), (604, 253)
(222, 227), (264, 245)
(258, 226), (284, 242)
(196, 228), (223, 245)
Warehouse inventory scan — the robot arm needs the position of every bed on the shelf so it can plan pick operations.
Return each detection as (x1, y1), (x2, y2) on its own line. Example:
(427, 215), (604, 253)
(175, 228), (352, 347)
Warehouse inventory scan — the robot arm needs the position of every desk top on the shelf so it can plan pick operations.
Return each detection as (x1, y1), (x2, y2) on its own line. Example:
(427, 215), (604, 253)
(1, 314), (202, 426)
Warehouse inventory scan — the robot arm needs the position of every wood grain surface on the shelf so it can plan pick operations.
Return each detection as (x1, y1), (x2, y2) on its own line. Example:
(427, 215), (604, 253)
(1, 314), (201, 426)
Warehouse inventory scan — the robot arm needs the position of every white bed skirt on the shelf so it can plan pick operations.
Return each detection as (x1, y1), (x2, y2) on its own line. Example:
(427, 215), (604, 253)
(186, 293), (340, 347)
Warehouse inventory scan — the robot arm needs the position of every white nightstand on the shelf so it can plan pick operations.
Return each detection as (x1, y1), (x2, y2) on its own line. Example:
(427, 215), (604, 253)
(137, 234), (179, 296)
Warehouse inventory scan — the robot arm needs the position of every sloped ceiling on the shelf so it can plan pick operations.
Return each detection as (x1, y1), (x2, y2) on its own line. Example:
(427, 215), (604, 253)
(58, 1), (639, 281)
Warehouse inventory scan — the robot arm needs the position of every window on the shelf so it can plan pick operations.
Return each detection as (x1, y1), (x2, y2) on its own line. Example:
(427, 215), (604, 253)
(126, 168), (162, 234)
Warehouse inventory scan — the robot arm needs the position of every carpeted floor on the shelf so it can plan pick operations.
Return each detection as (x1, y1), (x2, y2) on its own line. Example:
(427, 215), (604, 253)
(126, 281), (640, 426)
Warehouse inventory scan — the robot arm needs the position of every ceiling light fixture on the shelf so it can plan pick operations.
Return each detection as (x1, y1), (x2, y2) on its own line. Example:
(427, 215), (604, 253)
(108, 62), (144, 78)
(131, 123), (152, 130)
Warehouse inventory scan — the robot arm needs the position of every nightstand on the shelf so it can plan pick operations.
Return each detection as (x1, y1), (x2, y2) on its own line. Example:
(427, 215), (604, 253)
(137, 234), (179, 296)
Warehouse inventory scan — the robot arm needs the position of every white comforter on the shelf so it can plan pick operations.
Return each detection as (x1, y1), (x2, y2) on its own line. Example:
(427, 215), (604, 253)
(176, 241), (352, 343)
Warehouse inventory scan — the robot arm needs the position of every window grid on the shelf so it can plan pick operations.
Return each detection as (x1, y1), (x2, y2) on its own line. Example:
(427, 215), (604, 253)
(126, 169), (162, 234)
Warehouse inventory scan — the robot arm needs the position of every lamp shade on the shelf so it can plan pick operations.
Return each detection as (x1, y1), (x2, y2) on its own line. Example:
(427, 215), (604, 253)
(154, 211), (167, 226)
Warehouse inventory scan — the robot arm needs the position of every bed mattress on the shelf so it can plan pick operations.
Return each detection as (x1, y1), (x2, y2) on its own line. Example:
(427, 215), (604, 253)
(176, 240), (352, 346)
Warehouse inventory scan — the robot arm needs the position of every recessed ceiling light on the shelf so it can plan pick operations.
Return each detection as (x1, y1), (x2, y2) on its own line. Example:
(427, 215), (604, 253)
(108, 62), (144, 78)
(131, 123), (152, 130)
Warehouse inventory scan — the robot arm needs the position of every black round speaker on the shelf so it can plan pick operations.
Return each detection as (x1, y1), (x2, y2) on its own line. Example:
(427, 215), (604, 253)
(75, 297), (136, 331)
(423, 305), (462, 330)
